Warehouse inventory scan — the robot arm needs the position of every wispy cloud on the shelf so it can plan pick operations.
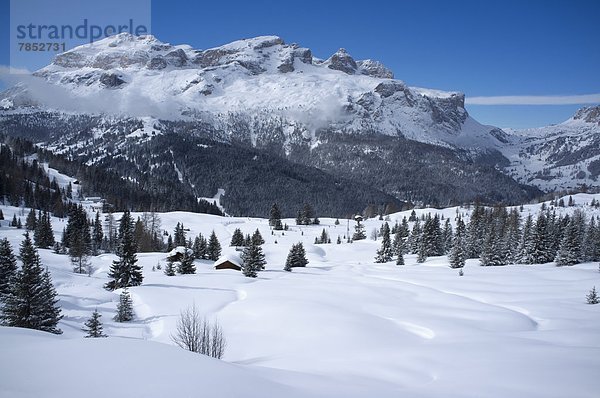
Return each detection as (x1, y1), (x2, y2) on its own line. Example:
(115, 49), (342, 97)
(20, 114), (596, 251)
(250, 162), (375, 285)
(466, 94), (600, 105)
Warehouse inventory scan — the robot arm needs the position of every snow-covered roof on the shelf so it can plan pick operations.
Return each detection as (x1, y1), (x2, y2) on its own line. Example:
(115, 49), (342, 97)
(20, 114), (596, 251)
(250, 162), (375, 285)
(214, 253), (241, 266)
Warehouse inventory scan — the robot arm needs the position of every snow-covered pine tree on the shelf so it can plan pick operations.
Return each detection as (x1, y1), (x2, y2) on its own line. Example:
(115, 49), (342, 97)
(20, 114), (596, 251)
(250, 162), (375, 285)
(480, 223), (505, 266)
(531, 212), (554, 264)
(284, 242), (309, 271)
(352, 219), (366, 241)
(449, 218), (466, 269)
(251, 229), (265, 246)
(11, 214), (17, 227)
(178, 248), (196, 274)
(105, 210), (143, 290)
(83, 309), (107, 338)
(230, 228), (245, 247)
(0, 238), (17, 295)
(518, 214), (535, 264)
(375, 222), (394, 263)
(408, 219), (422, 254)
(1, 232), (63, 334)
(586, 286), (599, 304)
(555, 212), (584, 266)
(114, 288), (134, 322)
(582, 216), (599, 262)
(164, 258), (176, 276)
(207, 231), (222, 261)
(442, 219), (453, 255)
(241, 242), (266, 277)
(466, 204), (486, 259)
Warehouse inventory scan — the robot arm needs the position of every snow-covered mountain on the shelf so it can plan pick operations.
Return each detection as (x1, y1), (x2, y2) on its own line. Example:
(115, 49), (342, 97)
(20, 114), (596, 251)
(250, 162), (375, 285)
(0, 33), (598, 198)
(2, 33), (505, 150)
(503, 106), (600, 190)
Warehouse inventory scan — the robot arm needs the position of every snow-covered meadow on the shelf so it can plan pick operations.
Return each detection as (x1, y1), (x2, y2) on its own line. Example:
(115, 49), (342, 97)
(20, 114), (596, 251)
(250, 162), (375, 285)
(1, 194), (600, 398)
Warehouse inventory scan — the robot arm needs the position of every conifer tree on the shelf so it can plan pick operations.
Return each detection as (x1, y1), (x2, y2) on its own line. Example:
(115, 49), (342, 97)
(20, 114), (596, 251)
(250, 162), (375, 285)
(164, 258), (176, 276)
(449, 218), (466, 268)
(17, 218), (22, 229)
(92, 211), (104, 255)
(207, 231), (222, 261)
(0, 209), (3, 220)
(555, 214), (583, 266)
(166, 234), (174, 251)
(408, 219), (422, 254)
(284, 242), (309, 271)
(83, 309), (107, 338)
(531, 212), (554, 264)
(251, 229), (265, 246)
(105, 211), (143, 290)
(587, 286), (599, 304)
(241, 242), (266, 278)
(442, 219), (453, 255)
(230, 228), (245, 247)
(178, 248), (196, 274)
(193, 234), (208, 259)
(375, 222), (394, 263)
(174, 223), (187, 247)
(269, 203), (283, 230)
(1, 233), (63, 334)
(352, 217), (366, 241)
(114, 288), (134, 322)
(25, 208), (37, 231)
(0, 238), (17, 296)
(65, 205), (91, 274)
(11, 214), (18, 227)
(34, 211), (55, 249)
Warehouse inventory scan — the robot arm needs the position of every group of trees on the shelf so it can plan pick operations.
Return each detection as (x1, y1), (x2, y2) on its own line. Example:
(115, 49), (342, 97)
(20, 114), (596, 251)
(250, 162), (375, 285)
(0, 234), (63, 334)
(374, 202), (600, 268)
(296, 204), (320, 226)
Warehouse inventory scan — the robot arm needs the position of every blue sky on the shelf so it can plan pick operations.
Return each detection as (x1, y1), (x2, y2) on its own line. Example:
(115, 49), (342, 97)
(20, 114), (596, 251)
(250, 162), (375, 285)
(1, 0), (599, 128)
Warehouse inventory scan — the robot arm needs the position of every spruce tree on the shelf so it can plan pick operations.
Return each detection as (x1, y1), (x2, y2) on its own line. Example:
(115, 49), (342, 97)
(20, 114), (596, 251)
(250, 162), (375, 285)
(555, 215), (583, 266)
(230, 228), (245, 247)
(269, 203), (283, 230)
(92, 211), (104, 255)
(25, 208), (37, 231)
(1, 233), (63, 334)
(178, 248), (196, 274)
(241, 242), (266, 278)
(83, 309), (107, 338)
(207, 231), (222, 261)
(11, 214), (17, 227)
(114, 288), (134, 322)
(352, 218), (366, 241)
(375, 222), (394, 263)
(519, 214), (536, 264)
(449, 218), (466, 269)
(0, 238), (18, 295)
(164, 258), (176, 276)
(34, 211), (55, 249)
(174, 223), (186, 247)
(531, 212), (554, 264)
(587, 286), (599, 304)
(251, 229), (265, 246)
(284, 242), (309, 271)
(105, 210), (143, 290)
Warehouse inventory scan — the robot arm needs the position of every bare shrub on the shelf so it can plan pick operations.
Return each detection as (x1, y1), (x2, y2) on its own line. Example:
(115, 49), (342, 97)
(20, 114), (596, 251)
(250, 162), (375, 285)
(171, 303), (226, 359)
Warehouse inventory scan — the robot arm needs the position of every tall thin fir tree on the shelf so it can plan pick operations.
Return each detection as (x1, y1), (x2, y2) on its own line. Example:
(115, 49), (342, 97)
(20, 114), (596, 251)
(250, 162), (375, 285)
(83, 309), (107, 338)
(207, 231), (222, 261)
(92, 211), (104, 255)
(269, 203), (283, 230)
(449, 218), (466, 268)
(555, 214), (583, 266)
(105, 210), (143, 290)
(1, 232), (63, 334)
(375, 222), (394, 263)
(0, 238), (18, 296)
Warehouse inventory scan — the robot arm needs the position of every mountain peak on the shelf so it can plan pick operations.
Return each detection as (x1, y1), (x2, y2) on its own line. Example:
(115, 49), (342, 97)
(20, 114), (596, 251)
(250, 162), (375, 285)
(572, 105), (600, 125)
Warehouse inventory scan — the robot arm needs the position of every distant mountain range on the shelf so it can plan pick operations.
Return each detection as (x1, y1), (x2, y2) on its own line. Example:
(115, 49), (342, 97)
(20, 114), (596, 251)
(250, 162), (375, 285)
(1, 33), (598, 215)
